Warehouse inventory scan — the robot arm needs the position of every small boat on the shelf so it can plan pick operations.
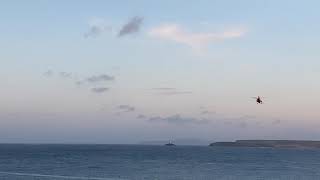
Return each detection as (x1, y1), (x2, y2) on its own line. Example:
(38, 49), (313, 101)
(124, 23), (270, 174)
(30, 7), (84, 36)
(165, 141), (176, 146)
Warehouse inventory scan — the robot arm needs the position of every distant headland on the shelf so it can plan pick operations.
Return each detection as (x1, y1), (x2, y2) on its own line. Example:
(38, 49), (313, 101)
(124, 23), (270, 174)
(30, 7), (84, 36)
(209, 140), (320, 148)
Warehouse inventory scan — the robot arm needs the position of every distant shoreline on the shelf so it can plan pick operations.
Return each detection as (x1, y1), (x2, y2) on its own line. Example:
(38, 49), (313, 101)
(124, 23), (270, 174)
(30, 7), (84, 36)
(1, 140), (320, 148)
(209, 140), (320, 149)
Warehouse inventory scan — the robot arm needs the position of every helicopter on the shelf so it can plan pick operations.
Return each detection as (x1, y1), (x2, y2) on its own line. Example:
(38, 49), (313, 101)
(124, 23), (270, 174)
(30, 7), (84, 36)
(252, 96), (263, 104)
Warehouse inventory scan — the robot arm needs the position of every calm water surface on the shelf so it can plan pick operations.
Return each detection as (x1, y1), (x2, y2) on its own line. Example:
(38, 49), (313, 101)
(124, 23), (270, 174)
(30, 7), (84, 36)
(0, 144), (320, 180)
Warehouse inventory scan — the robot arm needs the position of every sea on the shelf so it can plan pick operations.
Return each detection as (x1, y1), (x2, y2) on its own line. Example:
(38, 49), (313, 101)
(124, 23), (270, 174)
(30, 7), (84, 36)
(0, 144), (320, 180)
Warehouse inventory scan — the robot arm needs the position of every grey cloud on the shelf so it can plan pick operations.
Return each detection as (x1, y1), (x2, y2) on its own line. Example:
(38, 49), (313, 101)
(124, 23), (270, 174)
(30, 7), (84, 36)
(77, 74), (115, 85)
(118, 16), (143, 37)
(86, 74), (114, 83)
(148, 114), (209, 125)
(118, 105), (135, 112)
(84, 22), (112, 38)
(91, 87), (109, 93)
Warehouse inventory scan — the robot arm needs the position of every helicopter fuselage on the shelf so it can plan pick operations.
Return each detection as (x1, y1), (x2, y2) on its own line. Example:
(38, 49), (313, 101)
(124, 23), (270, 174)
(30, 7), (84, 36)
(256, 97), (262, 104)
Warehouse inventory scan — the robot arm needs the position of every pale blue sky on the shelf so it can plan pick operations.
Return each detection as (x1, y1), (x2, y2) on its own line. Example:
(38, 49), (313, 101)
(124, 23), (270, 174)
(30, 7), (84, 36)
(1, 0), (320, 143)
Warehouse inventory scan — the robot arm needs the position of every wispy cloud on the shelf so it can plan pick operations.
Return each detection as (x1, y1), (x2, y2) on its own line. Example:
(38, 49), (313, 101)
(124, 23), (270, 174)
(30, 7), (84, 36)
(200, 110), (216, 115)
(76, 74), (115, 85)
(142, 110), (282, 128)
(152, 88), (192, 95)
(219, 114), (284, 128)
(199, 106), (216, 115)
(148, 114), (209, 125)
(158, 91), (192, 95)
(86, 74), (114, 83)
(82, 74), (114, 93)
(91, 87), (109, 93)
(43, 70), (53, 77)
(59, 72), (72, 78)
(137, 114), (147, 119)
(272, 119), (281, 125)
(152, 88), (176, 90)
(84, 18), (112, 38)
(43, 70), (115, 94)
(220, 114), (256, 128)
(117, 105), (135, 113)
(118, 16), (144, 37)
(148, 24), (246, 50)
(44, 70), (74, 79)
(238, 121), (248, 128)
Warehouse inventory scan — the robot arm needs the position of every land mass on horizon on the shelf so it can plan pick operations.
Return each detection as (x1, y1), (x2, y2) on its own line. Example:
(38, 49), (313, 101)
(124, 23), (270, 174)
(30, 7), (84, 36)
(210, 140), (320, 148)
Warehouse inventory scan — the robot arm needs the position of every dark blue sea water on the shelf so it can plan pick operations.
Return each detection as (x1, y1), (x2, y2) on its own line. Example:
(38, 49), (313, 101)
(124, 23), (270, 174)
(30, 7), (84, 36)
(0, 144), (320, 180)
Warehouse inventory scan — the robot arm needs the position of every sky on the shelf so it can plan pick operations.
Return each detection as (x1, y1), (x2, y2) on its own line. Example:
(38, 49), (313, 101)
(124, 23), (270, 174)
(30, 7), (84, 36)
(1, 0), (320, 144)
